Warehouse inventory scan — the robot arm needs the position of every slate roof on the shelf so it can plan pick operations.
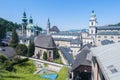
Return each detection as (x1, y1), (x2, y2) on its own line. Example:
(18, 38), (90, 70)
(72, 46), (91, 71)
(35, 35), (56, 49)
(53, 38), (72, 42)
(0, 47), (16, 58)
(59, 47), (73, 64)
(97, 26), (120, 30)
(52, 32), (81, 36)
(50, 26), (60, 32)
(91, 42), (120, 80)
(97, 31), (120, 35)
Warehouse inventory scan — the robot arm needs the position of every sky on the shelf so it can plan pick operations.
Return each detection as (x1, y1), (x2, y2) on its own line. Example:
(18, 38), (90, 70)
(0, 0), (120, 31)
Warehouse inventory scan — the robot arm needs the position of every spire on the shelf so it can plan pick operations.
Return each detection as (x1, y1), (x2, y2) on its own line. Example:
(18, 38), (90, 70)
(47, 18), (50, 35)
(29, 16), (33, 24)
(47, 18), (50, 27)
(22, 11), (27, 22)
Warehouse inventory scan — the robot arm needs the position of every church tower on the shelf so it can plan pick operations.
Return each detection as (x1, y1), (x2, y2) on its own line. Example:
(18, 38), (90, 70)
(89, 10), (97, 38)
(26, 16), (36, 37)
(22, 11), (28, 35)
(47, 18), (50, 35)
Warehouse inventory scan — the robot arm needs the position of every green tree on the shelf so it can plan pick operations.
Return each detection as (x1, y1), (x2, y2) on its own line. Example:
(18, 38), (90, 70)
(27, 40), (35, 57)
(16, 44), (28, 56)
(10, 28), (19, 48)
(43, 51), (47, 60)
(54, 49), (60, 59)
(0, 55), (7, 63)
(0, 24), (6, 42)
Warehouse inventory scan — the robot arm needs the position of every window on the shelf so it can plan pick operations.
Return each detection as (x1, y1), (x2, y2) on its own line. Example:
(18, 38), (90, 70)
(111, 36), (114, 38)
(118, 36), (120, 39)
(91, 30), (93, 34)
(104, 36), (107, 38)
(98, 36), (101, 38)
(49, 51), (52, 57)
(91, 22), (93, 26)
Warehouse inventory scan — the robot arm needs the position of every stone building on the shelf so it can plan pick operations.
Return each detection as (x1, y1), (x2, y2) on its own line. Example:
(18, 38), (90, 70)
(71, 45), (92, 80)
(34, 35), (56, 61)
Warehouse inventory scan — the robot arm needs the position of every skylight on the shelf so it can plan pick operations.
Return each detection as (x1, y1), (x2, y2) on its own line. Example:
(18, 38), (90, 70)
(107, 65), (118, 74)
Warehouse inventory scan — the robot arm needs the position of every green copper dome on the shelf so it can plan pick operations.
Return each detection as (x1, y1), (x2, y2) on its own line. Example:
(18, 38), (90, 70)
(91, 10), (96, 17)
(26, 23), (35, 30)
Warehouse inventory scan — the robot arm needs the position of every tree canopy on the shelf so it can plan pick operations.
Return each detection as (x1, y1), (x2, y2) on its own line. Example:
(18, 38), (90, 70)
(10, 28), (19, 48)
(27, 40), (35, 57)
(16, 44), (28, 56)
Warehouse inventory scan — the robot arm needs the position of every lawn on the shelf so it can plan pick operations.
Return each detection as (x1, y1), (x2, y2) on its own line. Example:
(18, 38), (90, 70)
(56, 66), (68, 80)
(0, 59), (68, 80)
(0, 60), (49, 80)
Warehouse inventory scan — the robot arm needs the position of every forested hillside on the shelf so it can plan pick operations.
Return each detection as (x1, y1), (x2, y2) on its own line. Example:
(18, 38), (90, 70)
(0, 18), (21, 41)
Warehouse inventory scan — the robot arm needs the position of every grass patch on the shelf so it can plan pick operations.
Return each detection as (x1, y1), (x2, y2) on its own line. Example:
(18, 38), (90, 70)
(53, 58), (63, 64)
(56, 66), (68, 80)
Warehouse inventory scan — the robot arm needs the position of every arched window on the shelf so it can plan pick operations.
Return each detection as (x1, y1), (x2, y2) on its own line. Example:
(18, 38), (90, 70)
(91, 22), (93, 26)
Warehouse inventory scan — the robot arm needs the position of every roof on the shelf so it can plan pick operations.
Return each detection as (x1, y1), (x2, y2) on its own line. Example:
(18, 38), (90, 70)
(59, 47), (73, 64)
(35, 35), (56, 49)
(0, 47), (16, 58)
(97, 31), (120, 35)
(53, 38), (72, 42)
(52, 32), (81, 36)
(72, 46), (91, 71)
(91, 42), (120, 80)
(50, 26), (60, 32)
(97, 26), (120, 30)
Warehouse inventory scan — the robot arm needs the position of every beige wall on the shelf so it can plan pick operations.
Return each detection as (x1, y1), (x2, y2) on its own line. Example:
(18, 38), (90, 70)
(81, 32), (89, 38)
(70, 47), (80, 58)
(96, 35), (120, 46)
(82, 38), (94, 45)
(34, 47), (54, 60)
(55, 40), (70, 47)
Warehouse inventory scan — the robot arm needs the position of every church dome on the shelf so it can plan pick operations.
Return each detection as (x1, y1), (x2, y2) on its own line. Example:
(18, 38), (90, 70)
(26, 23), (35, 30)
(91, 10), (96, 17)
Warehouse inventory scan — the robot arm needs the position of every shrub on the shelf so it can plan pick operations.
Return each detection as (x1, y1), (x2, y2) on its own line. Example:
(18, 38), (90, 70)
(43, 51), (47, 60)
(16, 44), (28, 56)
(0, 55), (7, 63)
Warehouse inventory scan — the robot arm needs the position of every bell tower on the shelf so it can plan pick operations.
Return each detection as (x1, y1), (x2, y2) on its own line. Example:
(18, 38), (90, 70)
(89, 10), (97, 38)
(22, 11), (28, 35)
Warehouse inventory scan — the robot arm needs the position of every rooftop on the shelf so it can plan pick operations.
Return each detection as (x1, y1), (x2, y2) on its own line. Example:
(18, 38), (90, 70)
(97, 26), (120, 30)
(72, 45), (91, 71)
(91, 42), (120, 80)
(35, 35), (56, 49)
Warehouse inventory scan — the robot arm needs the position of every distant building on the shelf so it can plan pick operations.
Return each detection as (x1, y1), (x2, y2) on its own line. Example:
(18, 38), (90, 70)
(91, 42), (120, 80)
(19, 11), (38, 46)
(95, 26), (120, 46)
(46, 18), (60, 34)
(86, 11), (120, 46)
